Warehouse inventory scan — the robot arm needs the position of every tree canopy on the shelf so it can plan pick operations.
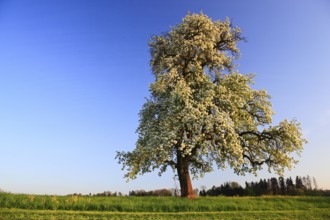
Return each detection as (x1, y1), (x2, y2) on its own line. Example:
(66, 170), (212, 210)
(116, 13), (306, 197)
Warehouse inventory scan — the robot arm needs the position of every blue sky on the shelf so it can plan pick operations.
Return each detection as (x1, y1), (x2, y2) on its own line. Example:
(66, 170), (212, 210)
(0, 0), (329, 195)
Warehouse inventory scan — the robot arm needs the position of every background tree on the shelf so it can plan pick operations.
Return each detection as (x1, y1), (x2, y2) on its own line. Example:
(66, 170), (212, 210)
(295, 176), (304, 190)
(279, 176), (286, 195)
(286, 177), (295, 195)
(313, 177), (318, 190)
(116, 13), (306, 198)
(304, 175), (312, 190)
(270, 177), (280, 195)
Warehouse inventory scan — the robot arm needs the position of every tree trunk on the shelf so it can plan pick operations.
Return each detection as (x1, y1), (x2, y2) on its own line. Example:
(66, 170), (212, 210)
(177, 151), (196, 198)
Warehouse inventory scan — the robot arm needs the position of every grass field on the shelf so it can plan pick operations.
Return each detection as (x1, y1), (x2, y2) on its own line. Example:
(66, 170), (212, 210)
(1, 193), (329, 219)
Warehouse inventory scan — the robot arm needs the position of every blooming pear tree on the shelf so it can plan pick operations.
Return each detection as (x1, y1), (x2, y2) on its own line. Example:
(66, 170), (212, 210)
(116, 13), (306, 198)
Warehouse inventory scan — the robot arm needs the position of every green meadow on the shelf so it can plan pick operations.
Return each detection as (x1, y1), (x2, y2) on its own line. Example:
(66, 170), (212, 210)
(0, 193), (329, 219)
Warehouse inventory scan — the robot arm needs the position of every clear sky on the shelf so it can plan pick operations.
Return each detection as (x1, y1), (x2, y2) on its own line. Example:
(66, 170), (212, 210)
(1, 0), (330, 195)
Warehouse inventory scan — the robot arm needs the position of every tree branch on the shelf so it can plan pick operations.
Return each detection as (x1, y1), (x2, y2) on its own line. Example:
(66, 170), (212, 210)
(243, 154), (273, 167)
(166, 160), (177, 168)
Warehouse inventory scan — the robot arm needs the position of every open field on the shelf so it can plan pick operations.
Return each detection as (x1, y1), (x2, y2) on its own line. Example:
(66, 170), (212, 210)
(1, 193), (329, 219)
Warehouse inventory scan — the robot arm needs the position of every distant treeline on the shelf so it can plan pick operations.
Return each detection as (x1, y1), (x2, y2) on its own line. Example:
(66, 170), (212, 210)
(67, 189), (173, 197)
(200, 176), (330, 197)
(63, 176), (329, 197)
(129, 189), (172, 197)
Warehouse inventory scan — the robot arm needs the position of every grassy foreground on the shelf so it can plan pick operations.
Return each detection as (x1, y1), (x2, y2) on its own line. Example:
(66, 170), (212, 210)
(0, 193), (329, 219)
